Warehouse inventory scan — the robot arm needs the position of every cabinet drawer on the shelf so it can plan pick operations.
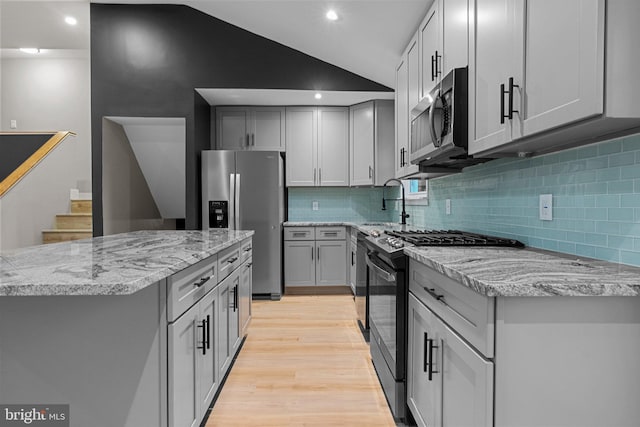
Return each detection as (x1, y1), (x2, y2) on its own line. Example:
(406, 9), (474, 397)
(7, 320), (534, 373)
(315, 226), (346, 240)
(284, 227), (314, 240)
(409, 259), (495, 358)
(218, 243), (241, 281)
(240, 238), (253, 263)
(168, 255), (217, 323)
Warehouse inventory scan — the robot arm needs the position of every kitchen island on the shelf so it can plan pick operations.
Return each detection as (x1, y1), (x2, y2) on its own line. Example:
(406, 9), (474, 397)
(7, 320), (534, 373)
(0, 229), (254, 427)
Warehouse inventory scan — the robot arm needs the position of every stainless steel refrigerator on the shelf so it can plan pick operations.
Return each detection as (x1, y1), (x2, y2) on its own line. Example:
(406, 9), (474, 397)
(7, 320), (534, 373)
(202, 150), (284, 300)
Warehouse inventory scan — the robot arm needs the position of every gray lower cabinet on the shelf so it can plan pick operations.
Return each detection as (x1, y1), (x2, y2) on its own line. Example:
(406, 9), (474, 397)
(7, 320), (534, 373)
(218, 268), (241, 378)
(407, 293), (493, 427)
(284, 226), (347, 288)
(169, 239), (252, 427)
(407, 258), (640, 427)
(169, 287), (219, 427)
(239, 258), (253, 335)
(284, 240), (315, 286)
(316, 240), (347, 285)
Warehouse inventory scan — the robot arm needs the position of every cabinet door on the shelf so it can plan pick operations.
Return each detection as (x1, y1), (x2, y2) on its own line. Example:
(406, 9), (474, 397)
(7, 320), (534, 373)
(468, 0), (523, 155)
(239, 259), (252, 336)
(217, 278), (231, 378)
(441, 320), (494, 427)
(407, 35), (420, 112)
(229, 272), (241, 355)
(350, 102), (375, 186)
(442, 0), (469, 76)
(217, 107), (249, 150)
(285, 107), (317, 186)
(198, 289), (218, 417)
(284, 240), (316, 286)
(349, 241), (357, 294)
(317, 107), (349, 186)
(395, 56), (409, 179)
(522, 0), (604, 137)
(315, 240), (347, 286)
(407, 294), (442, 427)
(420, 2), (441, 98)
(168, 307), (200, 427)
(251, 107), (286, 151)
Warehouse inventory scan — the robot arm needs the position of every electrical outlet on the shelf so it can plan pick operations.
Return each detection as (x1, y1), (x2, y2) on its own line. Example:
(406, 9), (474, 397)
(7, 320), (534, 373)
(446, 199), (451, 215)
(10, 120), (17, 129)
(312, 201), (319, 211)
(539, 194), (553, 220)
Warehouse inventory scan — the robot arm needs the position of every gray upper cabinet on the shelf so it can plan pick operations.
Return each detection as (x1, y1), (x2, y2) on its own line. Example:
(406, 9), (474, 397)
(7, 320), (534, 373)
(419, 2), (440, 99)
(216, 106), (285, 151)
(350, 100), (395, 186)
(395, 36), (420, 179)
(286, 107), (349, 187)
(469, 0), (640, 157)
(419, 0), (469, 102)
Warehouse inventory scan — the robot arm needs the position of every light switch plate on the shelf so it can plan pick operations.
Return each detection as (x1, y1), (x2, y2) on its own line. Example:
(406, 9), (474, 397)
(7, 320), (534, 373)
(312, 201), (318, 211)
(539, 194), (553, 220)
(445, 199), (451, 215)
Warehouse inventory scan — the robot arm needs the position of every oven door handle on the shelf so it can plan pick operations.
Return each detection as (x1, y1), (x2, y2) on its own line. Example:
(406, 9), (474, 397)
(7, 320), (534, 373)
(366, 256), (396, 283)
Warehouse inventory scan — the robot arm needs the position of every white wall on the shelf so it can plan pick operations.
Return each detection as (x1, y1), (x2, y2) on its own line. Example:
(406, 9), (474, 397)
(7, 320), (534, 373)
(0, 56), (91, 250)
(0, 136), (81, 251)
(1, 57), (91, 185)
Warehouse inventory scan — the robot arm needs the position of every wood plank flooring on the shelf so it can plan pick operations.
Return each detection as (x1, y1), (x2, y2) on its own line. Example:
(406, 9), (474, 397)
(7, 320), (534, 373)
(205, 295), (396, 427)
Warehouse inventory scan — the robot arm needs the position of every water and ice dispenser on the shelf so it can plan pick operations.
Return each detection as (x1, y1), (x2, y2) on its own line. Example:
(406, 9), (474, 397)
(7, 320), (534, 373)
(208, 201), (229, 228)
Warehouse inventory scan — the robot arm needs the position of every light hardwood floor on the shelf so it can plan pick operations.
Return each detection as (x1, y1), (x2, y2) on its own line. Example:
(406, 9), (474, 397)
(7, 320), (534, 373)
(205, 295), (396, 427)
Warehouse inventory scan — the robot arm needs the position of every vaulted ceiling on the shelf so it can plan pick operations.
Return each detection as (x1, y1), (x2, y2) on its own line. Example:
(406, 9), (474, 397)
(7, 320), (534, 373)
(2, 0), (431, 89)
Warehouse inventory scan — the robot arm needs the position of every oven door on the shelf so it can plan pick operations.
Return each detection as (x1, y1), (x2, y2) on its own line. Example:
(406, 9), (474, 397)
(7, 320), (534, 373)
(367, 251), (405, 379)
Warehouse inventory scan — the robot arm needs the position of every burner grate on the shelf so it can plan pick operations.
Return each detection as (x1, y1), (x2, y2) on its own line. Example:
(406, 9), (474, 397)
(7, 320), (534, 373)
(384, 229), (524, 247)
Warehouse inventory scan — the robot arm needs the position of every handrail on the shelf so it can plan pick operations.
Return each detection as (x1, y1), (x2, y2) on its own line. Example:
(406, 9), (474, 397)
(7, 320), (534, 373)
(0, 131), (76, 198)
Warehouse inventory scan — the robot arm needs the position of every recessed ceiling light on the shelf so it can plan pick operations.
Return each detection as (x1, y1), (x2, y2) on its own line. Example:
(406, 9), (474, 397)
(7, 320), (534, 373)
(326, 10), (338, 21)
(65, 16), (77, 26)
(314, 93), (323, 100)
(19, 48), (41, 54)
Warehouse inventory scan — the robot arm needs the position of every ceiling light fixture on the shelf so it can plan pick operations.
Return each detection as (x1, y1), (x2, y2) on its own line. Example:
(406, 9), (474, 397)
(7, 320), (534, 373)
(326, 10), (338, 21)
(314, 93), (322, 100)
(65, 16), (78, 26)
(19, 48), (41, 54)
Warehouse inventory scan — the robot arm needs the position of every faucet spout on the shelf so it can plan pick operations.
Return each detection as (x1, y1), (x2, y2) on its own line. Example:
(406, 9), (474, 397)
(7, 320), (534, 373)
(382, 178), (410, 225)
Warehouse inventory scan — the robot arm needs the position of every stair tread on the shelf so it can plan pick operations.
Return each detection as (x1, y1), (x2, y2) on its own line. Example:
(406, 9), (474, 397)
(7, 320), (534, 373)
(43, 229), (92, 233)
(56, 213), (92, 217)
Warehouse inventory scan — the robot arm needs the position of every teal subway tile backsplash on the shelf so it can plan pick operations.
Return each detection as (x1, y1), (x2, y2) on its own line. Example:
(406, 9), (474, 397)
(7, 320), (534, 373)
(287, 132), (640, 266)
(288, 187), (396, 223)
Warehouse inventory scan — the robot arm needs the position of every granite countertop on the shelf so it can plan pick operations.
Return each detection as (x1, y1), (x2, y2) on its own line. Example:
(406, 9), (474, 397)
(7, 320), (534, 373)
(404, 246), (640, 297)
(0, 229), (254, 297)
(283, 221), (406, 235)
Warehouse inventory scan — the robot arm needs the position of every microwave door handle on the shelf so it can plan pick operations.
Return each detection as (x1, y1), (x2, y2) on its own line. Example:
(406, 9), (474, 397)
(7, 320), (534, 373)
(428, 88), (441, 148)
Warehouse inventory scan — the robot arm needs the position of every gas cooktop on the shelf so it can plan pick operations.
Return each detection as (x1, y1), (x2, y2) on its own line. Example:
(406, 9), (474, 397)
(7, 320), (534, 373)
(367, 229), (524, 256)
(386, 229), (525, 248)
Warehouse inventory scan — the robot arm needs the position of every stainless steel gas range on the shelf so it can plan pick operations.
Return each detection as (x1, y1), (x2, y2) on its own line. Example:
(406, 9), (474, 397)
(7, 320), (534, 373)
(365, 229), (523, 422)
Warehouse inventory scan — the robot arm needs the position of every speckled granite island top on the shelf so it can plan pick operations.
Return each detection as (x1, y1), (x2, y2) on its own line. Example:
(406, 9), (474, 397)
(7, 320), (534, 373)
(404, 246), (640, 297)
(0, 229), (254, 296)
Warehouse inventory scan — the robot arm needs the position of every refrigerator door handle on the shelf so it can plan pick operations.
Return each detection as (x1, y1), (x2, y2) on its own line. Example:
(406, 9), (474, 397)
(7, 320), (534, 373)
(229, 173), (236, 230)
(235, 173), (241, 230)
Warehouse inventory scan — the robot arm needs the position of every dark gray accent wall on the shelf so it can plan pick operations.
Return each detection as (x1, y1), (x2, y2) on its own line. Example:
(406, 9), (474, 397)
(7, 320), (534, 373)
(91, 3), (391, 234)
(0, 134), (53, 182)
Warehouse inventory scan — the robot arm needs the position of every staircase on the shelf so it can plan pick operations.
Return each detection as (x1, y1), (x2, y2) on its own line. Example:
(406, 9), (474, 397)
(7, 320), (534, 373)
(42, 199), (93, 244)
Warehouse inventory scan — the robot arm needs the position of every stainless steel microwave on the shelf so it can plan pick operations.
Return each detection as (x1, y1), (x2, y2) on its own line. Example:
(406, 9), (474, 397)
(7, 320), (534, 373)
(410, 67), (487, 171)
